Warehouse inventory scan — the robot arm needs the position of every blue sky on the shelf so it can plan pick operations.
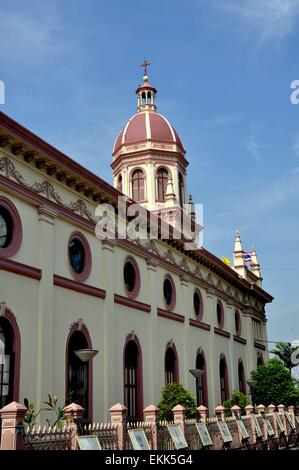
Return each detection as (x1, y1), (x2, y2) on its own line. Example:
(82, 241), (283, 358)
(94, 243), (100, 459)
(0, 0), (298, 345)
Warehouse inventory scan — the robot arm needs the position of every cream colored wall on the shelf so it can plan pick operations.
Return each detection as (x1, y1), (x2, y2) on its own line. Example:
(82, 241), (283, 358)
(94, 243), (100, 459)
(0, 151), (269, 421)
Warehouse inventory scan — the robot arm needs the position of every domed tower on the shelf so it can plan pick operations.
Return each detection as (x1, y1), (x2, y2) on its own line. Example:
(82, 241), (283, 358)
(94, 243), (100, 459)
(112, 61), (189, 217)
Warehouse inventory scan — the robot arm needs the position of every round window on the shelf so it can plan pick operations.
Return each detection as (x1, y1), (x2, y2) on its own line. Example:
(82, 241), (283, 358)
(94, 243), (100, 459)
(193, 289), (203, 320)
(123, 257), (140, 298)
(0, 206), (13, 248)
(163, 276), (176, 310)
(68, 232), (92, 282)
(69, 239), (85, 274)
(235, 310), (241, 336)
(124, 261), (136, 292)
(217, 301), (224, 328)
(164, 279), (172, 305)
(0, 197), (22, 257)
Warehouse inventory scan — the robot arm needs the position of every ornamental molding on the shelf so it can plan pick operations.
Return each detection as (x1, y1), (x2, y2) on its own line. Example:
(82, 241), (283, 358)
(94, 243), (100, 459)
(0, 155), (96, 222)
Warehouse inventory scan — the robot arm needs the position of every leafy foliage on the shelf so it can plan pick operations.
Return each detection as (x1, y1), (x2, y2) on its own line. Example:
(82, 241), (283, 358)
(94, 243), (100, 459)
(223, 391), (250, 417)
(251, 359), (299, 406)
(270, 342), (298, 371)
(157, 383), (197, 421)
(24, 394), (68, 430)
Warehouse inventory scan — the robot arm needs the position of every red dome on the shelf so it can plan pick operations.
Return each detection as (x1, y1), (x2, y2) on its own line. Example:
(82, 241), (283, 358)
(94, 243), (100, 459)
(113, 111), (185, 155)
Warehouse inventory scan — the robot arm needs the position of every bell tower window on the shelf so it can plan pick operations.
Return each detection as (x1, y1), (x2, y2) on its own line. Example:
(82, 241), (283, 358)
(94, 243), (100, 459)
(157, 168), (169, 201)
(132, 169), (145, 202)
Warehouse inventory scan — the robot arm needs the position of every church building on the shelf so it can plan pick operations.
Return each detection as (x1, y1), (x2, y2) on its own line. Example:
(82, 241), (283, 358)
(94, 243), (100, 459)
(0, 66), (273, 422)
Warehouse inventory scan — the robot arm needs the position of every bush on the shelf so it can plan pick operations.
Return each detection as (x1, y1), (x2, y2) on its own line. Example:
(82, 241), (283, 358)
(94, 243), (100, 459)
(223, 391), (250, 417)
(251, 359), (299, 406)
(157, 383), (197, 421)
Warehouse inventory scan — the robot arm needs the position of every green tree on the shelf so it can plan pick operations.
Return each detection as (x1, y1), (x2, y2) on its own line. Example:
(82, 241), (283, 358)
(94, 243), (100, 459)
(223, 391), (250, 417)
(157, 383), (197, 421)
(270, 342), (298, 372)
(250, 359), (299, 406)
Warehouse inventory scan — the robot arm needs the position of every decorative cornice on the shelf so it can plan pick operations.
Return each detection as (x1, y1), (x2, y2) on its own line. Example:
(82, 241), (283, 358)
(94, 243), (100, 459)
(0, 113), (273, 307)
(37, 204), (59, 224)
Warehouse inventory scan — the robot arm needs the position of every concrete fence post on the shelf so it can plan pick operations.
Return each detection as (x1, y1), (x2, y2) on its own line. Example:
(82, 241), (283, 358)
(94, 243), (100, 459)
(144, 405), (159, 450)
(277, 404), (286, 432)
(245, 404), (255, 443)
(214, 405), (225, 421)
(197, 405), (208, 423)
(257, 404), (267, 441)
(231, 405), (242, 446)
(268, 404), (278, 438)
(64, 403), (85, 450)
(288, 405), (295, 423)
(172, 404), (186, 435)
(0, 401), (27, 450)
(109, 403), (127, 450)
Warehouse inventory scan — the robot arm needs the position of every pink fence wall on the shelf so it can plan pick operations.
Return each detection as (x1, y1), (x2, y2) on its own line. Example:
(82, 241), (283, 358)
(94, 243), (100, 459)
(0, 401), (298, 450)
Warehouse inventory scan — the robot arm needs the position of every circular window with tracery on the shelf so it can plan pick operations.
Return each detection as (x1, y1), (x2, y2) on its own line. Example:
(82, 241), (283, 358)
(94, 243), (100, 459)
(0, 197), (22, 257)
(68, 232), (92, 282)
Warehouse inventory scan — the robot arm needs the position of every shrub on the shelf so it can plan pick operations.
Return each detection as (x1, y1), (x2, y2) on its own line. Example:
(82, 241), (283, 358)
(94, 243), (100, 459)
(223, 391), (250, 417)
(157, 383), (197, 421)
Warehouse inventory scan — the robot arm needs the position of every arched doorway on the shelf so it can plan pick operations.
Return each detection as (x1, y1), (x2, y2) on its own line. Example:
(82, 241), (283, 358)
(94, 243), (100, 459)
(124, 335), (143, 422)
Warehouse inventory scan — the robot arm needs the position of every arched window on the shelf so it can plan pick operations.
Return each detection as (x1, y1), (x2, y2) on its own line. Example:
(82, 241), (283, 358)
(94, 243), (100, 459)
(157, 168), (169, 201)
(141, 92), (146, 105)
(67, 328), (91, 421)
(117, 174), (122, 192)
(124, 337), (143, 421)
(257, 354), (264, 367)
(195, 350), (208, 408)
(0, 318), (14, 408)
(238, 360), (246, 394)
(178, 173), (184, 207)
(219, 355), (229, 403)
(132, 169), (145, 202)
(165, 345), (179, 384)
(0, 311), (20, 407)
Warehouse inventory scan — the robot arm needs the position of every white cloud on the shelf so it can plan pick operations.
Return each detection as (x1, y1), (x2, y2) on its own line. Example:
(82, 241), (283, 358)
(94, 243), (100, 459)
(218, 0), (299, 45)
(205, 112), (244, 128)
(245, 124), (268, 163)
(0, 1), (73, 66)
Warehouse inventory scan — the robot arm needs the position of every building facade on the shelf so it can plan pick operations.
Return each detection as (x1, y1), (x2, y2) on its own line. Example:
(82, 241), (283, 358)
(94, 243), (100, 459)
(0, 71), (273, 422)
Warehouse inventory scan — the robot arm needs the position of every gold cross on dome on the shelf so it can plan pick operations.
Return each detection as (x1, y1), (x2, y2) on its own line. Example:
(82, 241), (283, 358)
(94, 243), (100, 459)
(140, 59), (151, 75)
